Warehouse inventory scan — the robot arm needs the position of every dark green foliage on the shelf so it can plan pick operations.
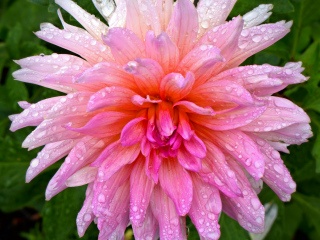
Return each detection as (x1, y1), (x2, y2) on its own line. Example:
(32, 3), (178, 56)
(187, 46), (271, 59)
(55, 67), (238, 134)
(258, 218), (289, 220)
(0, 0), (320, 239)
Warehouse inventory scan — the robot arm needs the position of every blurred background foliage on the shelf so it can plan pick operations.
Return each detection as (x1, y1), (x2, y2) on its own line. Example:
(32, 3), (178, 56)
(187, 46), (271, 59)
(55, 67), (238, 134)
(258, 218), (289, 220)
(0, 0), (320, 239)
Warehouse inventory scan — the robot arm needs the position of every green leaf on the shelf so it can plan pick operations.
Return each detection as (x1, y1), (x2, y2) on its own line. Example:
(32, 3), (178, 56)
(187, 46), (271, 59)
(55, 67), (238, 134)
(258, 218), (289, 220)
(219, 213), (250, 240)
(293, 193), (320, 235)
(42, 186), (87, 240)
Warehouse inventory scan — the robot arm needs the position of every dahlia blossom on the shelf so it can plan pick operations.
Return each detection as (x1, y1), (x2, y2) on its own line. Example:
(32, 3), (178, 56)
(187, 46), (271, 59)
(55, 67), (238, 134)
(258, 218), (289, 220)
(10, 0), (312, 239)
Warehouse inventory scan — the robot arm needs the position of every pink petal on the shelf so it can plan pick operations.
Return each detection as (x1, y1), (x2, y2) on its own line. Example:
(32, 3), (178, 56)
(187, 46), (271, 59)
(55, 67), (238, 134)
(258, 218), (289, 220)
(174, 101), (215, 116)
(145, 149), (162, 183)
(159, 158), (193, 215)
(46, 92), (93, 119)
(166, 0), (199, 59)
(197, 0), (237, 37)
(267, 141), (290, 153)
(150, 185), (185, 239)
(92, 165), (132, 217)
(123, 57), (165, 96)
(48, 137), (108, 193)
(212, 64), (308, 96)
(222, 157), (265, 234)
(130, 159), (155, 226)
(125, 0), (161, 38)
(188, 80), (254, 107)
(177, 145), (202, 172)
(189, 104), (267, 131)
(94, 140), (141, 181)
(132, 206), (159, 240)
(35, 26), (113, 65)
(177, 111), (193, 140)
(74, 61), (139, 93)
(10, 96), (61, 132)
(22, 114), (92, 149)
(96, 180), (130, 239)
(86, 86), (139, 112)
(15, 53), (90, 73)
(102, 27), (145, 65)
(76, 183), (95, 237)
(189, 173), (221, 240)
(156, 102), (176, 137)
(160, 72), (195, 102)
(56, 0), (109, 40)
(26, 139), (78, 183)
(12, 68), (76, 93)
(66, 111), (133, 138)
(227, 22), (291, 68)
(183, 134), (207, 159)
(248, 133), (296, 201)
(66, 166), (98, 187)
(176, 45), (224, 88)
(141, 136), (152, 156)
(145, 30), (179, 74)
(121, 117), (147, 147)
(207, 129), (265, 180)
(255, 122), (312, 145)
(131, 95), (162, 108)
(239, 96), (310, 132)
(197, 139), (242, 198)
(155, 0), (173, 31)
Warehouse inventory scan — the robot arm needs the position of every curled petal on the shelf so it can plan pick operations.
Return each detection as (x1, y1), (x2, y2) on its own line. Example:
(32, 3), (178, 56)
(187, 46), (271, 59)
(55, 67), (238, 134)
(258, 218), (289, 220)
(183, 134), (207, 159)
(243, 4), (273, 29)
(177, 145), (202, 172)
(174, 101), (215, 116)
(131, 95), (162, 108)
(160, 72), (195, 102)
(121, 117), (147, 147)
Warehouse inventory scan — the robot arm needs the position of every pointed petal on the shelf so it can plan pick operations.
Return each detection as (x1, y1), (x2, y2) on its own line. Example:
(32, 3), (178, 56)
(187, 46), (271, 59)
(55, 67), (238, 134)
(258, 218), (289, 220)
(26, 139), (78, 183)
(130, 159), (155, 226)
(197, 0), (237, 37)
(76, 183), (95, 237)
(103, 27), (145, 65)
(177, 111), (193, 140)
(145, 30), (179, 74)
(243, 4), (273, 29)
(159, 158), (193, 215)
(35, 26), (113, 65)
(55, 0), (109, 40)
(132, 206), (159, 240)
(227, 21), (291, 68)
(167, 0), (199, 59)
(189, 173), (221, 240)
(183, 134), (206, 159)
(150, 185), (185, 239)
(222, 157), (265, 234)
(239, 96), (310, 132)
(248, 133), (297, 201)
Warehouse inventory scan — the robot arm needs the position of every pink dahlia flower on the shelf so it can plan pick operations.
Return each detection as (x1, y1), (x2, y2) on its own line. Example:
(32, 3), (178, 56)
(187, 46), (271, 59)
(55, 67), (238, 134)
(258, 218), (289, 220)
(10, 0), (312, 239)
